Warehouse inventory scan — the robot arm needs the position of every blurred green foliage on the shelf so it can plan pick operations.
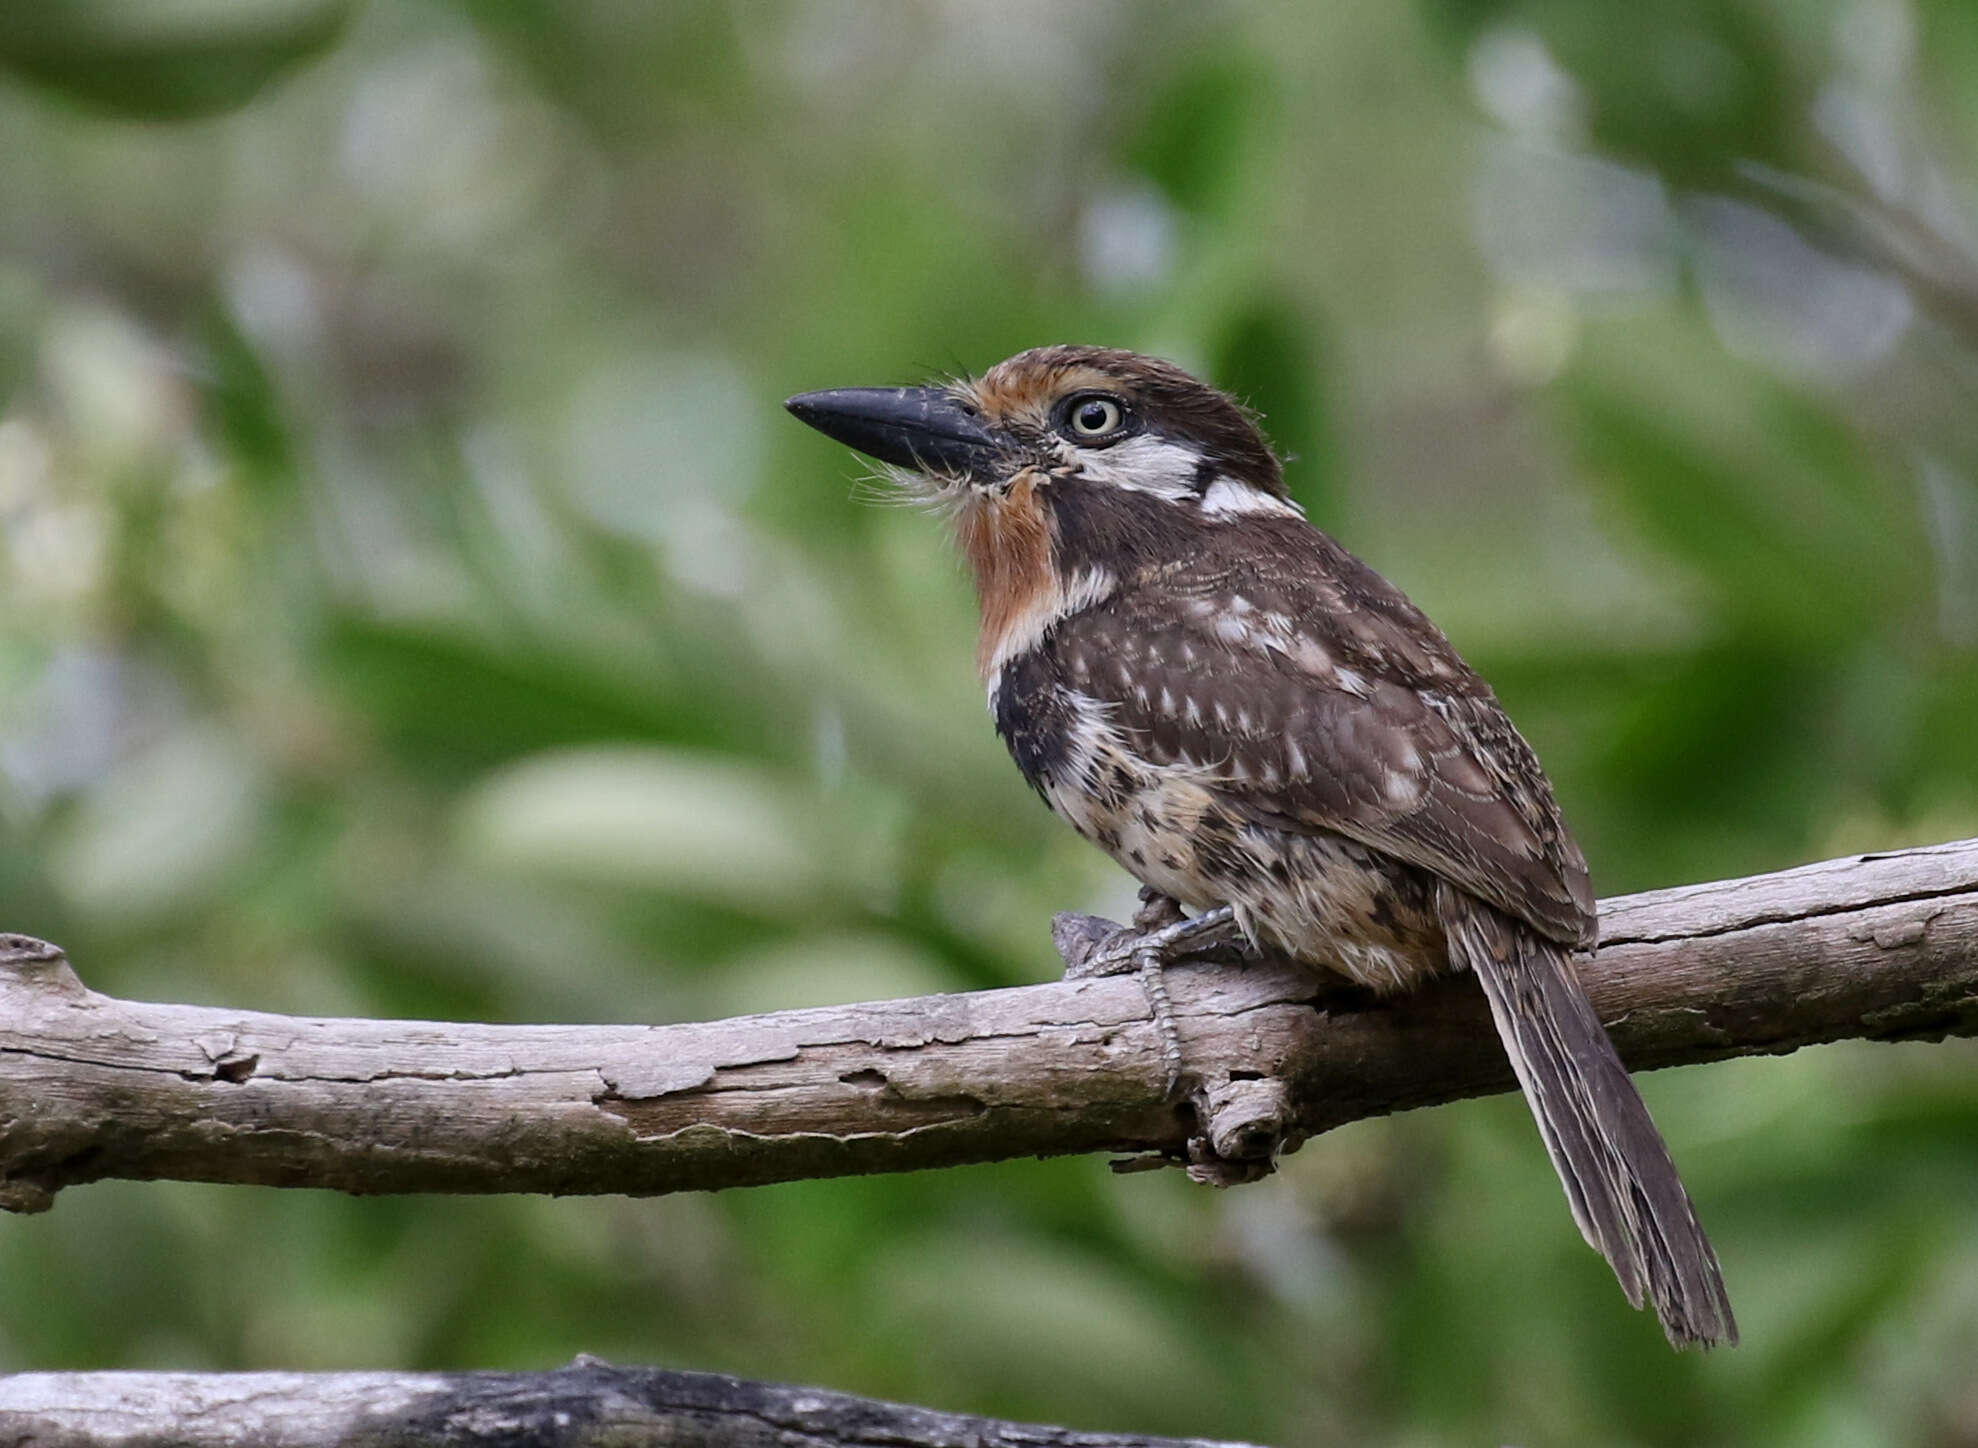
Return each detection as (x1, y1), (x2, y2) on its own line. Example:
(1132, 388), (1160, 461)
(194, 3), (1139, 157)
(3, 3), (1978, 1445)
(0, 0), (356, 120)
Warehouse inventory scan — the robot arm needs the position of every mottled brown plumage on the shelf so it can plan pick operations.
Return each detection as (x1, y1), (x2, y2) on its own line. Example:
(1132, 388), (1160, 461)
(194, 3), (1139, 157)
(787, 345), (1736, 1349)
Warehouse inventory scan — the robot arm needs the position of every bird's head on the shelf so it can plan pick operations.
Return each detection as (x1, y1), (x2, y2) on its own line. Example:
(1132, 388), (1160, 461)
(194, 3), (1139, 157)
(787, 346), (1300, 678)
(786, 344), (1287, 511)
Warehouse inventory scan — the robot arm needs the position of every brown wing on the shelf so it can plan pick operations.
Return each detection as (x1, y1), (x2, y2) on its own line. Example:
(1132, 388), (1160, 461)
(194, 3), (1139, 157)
(1049, 518), (1597, 948)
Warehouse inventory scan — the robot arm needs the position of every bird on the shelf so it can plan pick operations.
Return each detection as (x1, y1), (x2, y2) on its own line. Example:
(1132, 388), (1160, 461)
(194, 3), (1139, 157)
(785, 344), (1736, 1349)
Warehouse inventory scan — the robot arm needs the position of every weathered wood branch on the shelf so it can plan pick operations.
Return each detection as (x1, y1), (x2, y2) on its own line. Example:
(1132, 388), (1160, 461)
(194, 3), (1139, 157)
(0, 1358), (1254, 1448)
(1, 839), (1974, 1211)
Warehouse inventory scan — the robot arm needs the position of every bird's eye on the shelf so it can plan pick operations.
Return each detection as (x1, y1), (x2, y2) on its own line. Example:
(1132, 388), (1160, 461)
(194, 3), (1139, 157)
(1062, 394), (1127, 442)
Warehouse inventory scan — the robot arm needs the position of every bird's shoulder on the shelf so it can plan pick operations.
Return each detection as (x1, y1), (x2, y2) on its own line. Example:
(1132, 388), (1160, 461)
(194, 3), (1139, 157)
(1036, 516), (1597, 947)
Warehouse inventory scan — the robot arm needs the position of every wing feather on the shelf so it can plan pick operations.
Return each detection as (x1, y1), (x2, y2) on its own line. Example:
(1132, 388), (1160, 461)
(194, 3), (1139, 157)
(1048, 521), (1596, 947)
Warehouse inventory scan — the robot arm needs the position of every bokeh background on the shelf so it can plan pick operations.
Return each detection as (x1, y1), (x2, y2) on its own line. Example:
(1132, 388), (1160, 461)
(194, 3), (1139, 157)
(3, 2), (1978, 1444)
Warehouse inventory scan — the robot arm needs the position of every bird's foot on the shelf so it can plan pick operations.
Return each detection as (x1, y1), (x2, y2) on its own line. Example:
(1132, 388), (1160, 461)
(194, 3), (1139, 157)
(1051, 898), (1243, 1097)
(1053, 901), (1241, 980)
(1131, 884), (1187, 933)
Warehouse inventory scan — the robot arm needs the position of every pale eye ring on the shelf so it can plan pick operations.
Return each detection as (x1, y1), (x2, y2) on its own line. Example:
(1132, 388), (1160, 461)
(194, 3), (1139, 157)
(1062, 393), (1127, 441)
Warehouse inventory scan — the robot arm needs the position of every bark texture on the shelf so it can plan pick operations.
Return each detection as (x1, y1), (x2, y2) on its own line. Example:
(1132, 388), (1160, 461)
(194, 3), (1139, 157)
(1, 839), (1974, 1212)
(0, 1359), (1255, 1448)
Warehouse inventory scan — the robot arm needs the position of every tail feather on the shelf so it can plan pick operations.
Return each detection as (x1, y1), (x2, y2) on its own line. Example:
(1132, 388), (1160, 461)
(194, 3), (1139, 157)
(1438, 886), (1737, 1349)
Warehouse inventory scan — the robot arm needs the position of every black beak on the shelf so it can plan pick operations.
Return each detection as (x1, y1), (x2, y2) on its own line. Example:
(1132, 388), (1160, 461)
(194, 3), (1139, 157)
(784, 386), (1002, 477)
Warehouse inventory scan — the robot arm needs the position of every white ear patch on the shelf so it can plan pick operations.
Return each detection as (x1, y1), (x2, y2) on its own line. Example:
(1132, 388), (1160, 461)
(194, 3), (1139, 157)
(1072, 435), (1205, 499)
(1198, 476), (1303, 518)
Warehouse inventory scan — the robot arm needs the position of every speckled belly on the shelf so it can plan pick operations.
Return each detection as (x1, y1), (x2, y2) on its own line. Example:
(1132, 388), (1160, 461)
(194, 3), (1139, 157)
(1209, 822), (1447, 994)
(1040, 713), (1448, 994)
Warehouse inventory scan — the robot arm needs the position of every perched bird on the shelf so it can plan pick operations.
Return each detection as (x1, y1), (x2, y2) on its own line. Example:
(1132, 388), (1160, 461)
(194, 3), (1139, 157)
(786, 345), (1735, 1349)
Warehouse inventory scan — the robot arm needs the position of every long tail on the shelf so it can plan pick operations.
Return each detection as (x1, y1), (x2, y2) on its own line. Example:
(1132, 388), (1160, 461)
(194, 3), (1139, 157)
(1438, 886), (1737, 1349)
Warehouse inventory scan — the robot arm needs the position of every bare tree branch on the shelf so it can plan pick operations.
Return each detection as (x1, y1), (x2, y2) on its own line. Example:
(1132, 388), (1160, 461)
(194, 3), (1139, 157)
(1, 839), (1974, 1212)
(0, 1358), (1255, 1448)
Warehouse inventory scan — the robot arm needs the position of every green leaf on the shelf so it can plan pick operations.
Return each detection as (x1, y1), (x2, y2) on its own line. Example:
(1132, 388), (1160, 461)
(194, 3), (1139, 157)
(455, 745), (825, 914)
(1562, 316), (1928, 643)
(0, 0), (355, 121)
(1126, 56), (1272, 219)
(1424, 0), (1810, 188)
